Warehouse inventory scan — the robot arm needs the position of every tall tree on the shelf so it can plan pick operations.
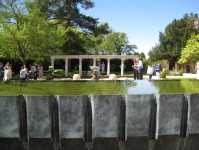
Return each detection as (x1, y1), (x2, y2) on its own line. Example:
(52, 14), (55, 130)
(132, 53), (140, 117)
(97, 32), (137, 55)
(149, 14), (198, 64)
(86, 22), (113, 54)
(0, 0), (65, 63)
(178, 34), (199, 64)
(148, 44), (163, 61)
(134, 52), (146, 59)
(39, 0), (97, 29)
(38, 0), (111, 54)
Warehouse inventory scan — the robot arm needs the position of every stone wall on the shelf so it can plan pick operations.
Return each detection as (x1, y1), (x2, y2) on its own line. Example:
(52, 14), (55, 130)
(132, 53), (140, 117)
(0, 94), (199, 150)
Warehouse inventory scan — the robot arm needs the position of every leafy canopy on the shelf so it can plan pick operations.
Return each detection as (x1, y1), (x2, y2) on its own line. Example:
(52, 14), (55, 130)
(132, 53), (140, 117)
(97, 32), (137, 55)
(148, 14), (198, 64)
(0, 0), (65, 63)
(178, 34), (199, 64)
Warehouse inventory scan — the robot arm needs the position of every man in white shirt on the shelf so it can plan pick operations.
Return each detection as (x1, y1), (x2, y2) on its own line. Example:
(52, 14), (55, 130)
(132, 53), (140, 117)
(138, 58), (143, 80)
(20, 66), (27, 81)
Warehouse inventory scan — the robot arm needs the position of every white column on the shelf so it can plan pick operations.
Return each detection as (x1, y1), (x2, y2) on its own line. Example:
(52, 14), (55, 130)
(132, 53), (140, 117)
(107, 58), (110, 75)
(121, 58), (124, 75)
(65, 58), (68, 76)
(79, 58), (82, 75)
(93, 58), (96, 67)
(51, 58), (54, 68)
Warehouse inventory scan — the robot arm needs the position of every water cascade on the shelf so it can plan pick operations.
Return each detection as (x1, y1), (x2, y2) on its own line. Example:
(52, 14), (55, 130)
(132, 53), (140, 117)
(0, 94), (199, 150)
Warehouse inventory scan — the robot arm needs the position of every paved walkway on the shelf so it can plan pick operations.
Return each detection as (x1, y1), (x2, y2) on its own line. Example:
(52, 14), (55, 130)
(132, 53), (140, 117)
(52, 73), (198, 81)
(144, 73), (197, 80)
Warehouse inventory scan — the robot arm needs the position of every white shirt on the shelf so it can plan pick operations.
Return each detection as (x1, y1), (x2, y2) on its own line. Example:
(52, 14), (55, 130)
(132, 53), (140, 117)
(147, 66), (154, 74)
(20, 69), (27, 78)
(138, 60), (143, 69)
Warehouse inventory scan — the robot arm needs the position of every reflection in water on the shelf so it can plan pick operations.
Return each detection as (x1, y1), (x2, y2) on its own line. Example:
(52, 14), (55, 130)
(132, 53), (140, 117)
(128, 80), (158, 94)
(151, 79), (199, 94)
(180, 80), (199, 93)
(0, 80), (198, 95)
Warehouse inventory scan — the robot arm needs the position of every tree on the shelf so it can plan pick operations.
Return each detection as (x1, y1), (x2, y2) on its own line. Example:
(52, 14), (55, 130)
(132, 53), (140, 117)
(134, 52), (146, 59)
(0, 0), (65, 63)
(39, 0), (97, 29)
(148, 44), (163, 61)
(178, 34), (199, 64)
(149, 14), (198, 64)
(97, 32), (137, 55)
(37, 0), (112, 54)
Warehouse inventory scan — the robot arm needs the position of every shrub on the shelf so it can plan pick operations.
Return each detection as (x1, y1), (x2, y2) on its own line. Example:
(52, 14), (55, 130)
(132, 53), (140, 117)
(178, 69), (183, 76)
(164, 69), (170, 75)
(160, 71), (166, 78)
(53, 69), (65, 76)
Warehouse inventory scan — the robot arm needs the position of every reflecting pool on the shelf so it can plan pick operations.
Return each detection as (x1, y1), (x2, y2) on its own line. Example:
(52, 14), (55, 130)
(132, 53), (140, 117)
(0, 79), (198, 95)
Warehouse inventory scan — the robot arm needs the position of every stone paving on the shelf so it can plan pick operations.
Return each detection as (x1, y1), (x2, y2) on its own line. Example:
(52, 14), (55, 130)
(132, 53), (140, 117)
(144, 73), (197, 80)
(51, 73), (198, 81)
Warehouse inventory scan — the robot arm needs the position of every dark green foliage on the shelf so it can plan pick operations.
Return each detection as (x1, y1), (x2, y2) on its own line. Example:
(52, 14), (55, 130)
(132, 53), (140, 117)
(178, 69), (183, 76)
(164, 69), (170, 75)
(0, 0), (113, 61)
(149, 14), (198, 65)
(39, 0), (96, 29)
(160, 71), (166, 78)
(54, 69), (65, 76)
(134, 52), (146, 59)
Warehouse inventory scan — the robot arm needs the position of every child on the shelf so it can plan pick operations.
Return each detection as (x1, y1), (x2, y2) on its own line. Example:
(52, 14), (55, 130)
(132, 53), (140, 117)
(147, 64), (154, 79)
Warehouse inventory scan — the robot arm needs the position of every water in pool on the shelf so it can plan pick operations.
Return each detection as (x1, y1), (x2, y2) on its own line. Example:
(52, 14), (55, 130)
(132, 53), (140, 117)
(0, 79), (198, 95)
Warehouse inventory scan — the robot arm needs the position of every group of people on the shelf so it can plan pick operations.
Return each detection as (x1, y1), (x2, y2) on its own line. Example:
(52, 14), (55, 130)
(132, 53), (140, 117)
(98, 62), (105, 75)
(132, 58), (162, 80)
(138, 61), (199, 80)
(0, 62), (43, 81)
(20, 64), (43, 81)
(147, 63), (162, 80)
(132, 58), (143, 80)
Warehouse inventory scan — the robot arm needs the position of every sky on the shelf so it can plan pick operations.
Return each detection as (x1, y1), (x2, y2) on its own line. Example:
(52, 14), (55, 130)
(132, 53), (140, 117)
(81, 0), (199, 57)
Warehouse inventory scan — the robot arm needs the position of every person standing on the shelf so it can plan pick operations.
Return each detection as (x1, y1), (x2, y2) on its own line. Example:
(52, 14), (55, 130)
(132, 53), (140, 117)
(4, 62), (12, 81)
(155, 63), (162, 79)
(147, 64), (154, 79)
(0, 62), (4, 81)
(20, 66), (28, 81)
(132, 58), (139, 80)
(196, 62), (199, 80)
(37, 64), (44, 80)
(98, 62), (101, 74)
(23, 65), (28, 80)
(138, 58), (143, 80)
(101, 62), (105, 75)
(29, 64), (38, 80)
